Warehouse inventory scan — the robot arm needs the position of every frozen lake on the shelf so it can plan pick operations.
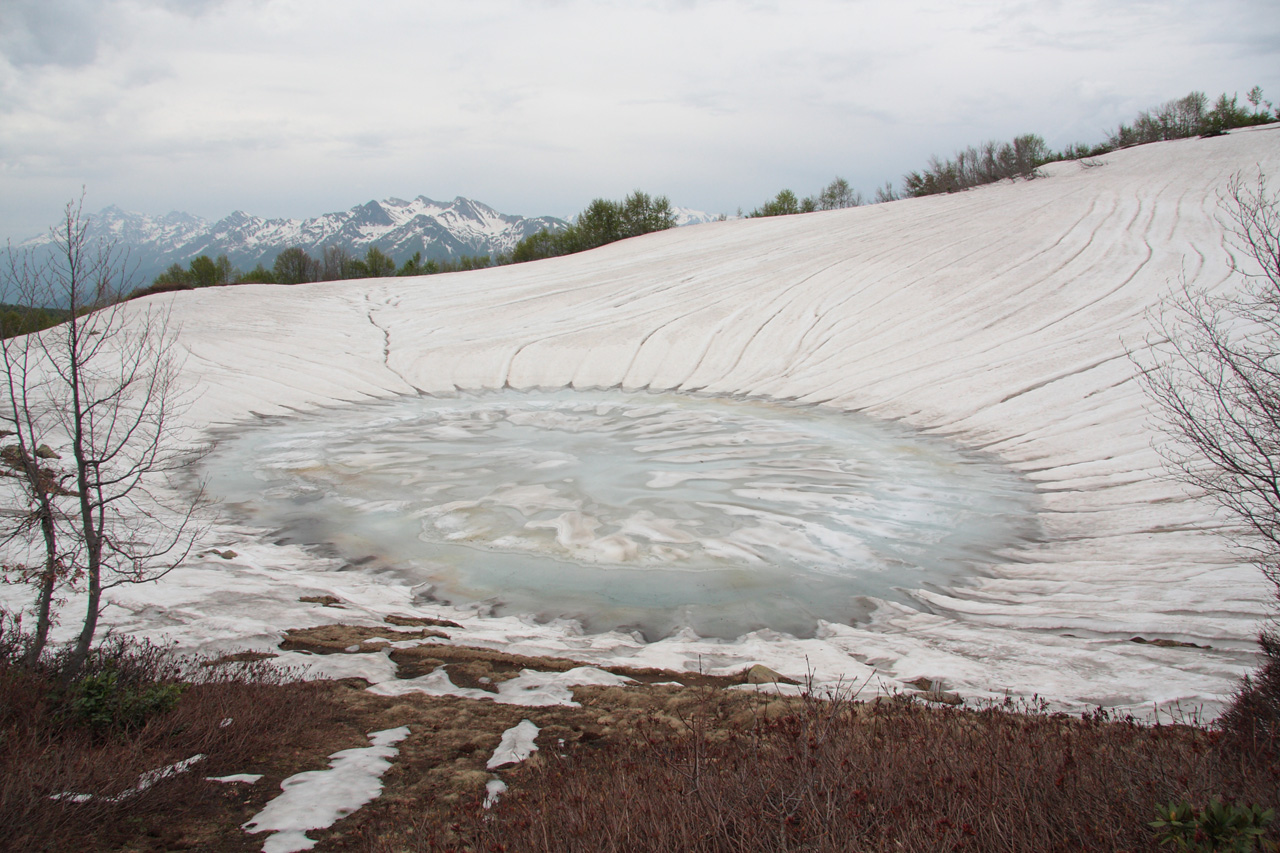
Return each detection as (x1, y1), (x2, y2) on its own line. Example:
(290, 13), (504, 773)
(202, 390), (1040, 640)
(8, 128), (1273, 712)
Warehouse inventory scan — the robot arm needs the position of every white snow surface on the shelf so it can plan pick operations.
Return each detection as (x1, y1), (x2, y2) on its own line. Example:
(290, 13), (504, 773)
(483, 778), (507, 809)
(487, 719), (540, 769)
(369, 665), (634, 706)
(243, 726), (410, 853)
(210, 774), (264, 784)
(7, 127), (1280, 716)
(52, 754), (206, 804)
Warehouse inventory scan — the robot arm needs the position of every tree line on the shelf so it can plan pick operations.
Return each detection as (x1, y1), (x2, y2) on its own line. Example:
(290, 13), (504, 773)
(7, 82), (1274, 315)
(125, 190), (679, 299)
(131, 245), (495, 298)
(746, 85), (1277, 216)
(506, 190), (677, 263)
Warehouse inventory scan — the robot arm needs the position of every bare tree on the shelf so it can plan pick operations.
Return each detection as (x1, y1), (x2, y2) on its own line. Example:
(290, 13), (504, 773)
(1, 197), (209, 673)
(1140, 172), (1280, 590)
(1, 251), (69, 665)
(1139, 171), (1280, 737)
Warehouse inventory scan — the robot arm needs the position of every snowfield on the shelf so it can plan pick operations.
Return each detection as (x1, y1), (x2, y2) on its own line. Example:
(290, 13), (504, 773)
(10, 126), (1280, 715)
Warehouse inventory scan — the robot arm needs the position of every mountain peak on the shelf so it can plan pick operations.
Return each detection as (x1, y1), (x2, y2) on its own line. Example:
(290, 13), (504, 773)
(21, 196), (571, 281)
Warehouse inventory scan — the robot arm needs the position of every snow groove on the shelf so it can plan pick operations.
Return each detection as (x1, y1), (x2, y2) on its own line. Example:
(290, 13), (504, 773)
(66, 126), (1280, 715)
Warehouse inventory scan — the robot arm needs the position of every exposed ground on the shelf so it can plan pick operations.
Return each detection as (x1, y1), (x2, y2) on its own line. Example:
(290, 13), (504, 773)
(4, 617), (1276, 852)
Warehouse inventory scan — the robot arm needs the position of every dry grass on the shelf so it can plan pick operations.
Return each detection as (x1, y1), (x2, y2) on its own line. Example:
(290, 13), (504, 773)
(406, 688), (1280, 853)
(0, 617), (342, 852)
(4, 610), (1278, 852)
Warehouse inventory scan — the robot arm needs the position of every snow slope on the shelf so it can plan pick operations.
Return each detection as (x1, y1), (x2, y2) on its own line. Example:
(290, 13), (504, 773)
(18, 126), (1280, 714)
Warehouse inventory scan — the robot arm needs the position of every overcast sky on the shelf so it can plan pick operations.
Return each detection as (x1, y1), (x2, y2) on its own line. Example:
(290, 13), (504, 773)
(1, 0), (1277, 241)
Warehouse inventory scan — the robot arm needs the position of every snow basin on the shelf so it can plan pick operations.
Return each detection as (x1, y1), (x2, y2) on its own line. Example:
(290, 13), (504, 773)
(200, 389), (1040, 640)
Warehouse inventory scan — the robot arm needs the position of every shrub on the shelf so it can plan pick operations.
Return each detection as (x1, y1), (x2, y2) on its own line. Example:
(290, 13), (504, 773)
(506, 190), (675, 263)
(405, 691), (1279, 852)
(0, 611), (336, 852)
(1151, 797), (1276, 852)
(68, 669), (184, 732)
(1218, 629), (1280, 754)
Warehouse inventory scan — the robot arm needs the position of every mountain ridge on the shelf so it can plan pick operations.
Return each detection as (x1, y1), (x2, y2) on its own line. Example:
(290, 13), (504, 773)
(19, 195), (576, 283)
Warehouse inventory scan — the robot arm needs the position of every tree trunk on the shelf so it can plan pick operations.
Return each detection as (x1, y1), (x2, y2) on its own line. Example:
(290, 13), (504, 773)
(21, 507), (59, 666)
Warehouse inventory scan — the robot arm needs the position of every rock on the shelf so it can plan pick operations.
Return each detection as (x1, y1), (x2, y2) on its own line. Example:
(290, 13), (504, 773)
(280, 623), (446, 654)
(744, 664), (791, 685)
(1130, 636), (1211, 649)
(300, 594), (343, 607)
(923, 689), (964, 706)
(386, 614), (464, 629)
(902, 676), (962, 705)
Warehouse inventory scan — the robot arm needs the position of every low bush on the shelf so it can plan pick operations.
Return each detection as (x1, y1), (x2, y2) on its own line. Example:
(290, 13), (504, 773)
(1151, 797), (1275, 852)
(0, 611), (332, 851)
(1218, 629), (1280, 756)
(411, 689), (1279, 852)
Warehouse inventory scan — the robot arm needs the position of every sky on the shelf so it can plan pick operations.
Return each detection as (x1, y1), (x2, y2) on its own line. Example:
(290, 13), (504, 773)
(1, 0), (1277, 241)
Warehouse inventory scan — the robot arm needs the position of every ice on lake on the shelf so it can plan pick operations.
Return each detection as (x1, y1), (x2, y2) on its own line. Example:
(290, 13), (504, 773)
(202, 389), (1040, 640)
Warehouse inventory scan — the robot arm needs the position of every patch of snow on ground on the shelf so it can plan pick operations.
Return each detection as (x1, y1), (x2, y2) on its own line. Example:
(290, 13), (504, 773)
(484, 778), (508, 809)
(369, 665), (634, 706)
(242, 726), (409, 853)
(487, 719), (540, 769)
(52, 754), (206, 804)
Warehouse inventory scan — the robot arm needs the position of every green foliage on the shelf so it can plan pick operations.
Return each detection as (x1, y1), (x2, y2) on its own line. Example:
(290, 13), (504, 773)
(506, 190), (675, 265)
(815, 177), (864, 210)
(750, 177), (873, 218)
(68, 668), (184, 732)
(749, 189), (802, 218)
(357, 246), (397, 278)
(0, 304), (69, 339)
(135, 254), (238, 297)
(1151, 798), (1276, 852)
(509, 229), (562, 263)
(397, 251), (429, 276)
(272, 247), (321, 285)
(1105, 88), (1275, 148)
(237, 263), (276, 284)
(892, 86), (1275, 204)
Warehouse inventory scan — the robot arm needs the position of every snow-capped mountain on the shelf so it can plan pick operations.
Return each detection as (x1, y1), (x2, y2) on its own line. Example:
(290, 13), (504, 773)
(672, 206), (722, 227)
(20, 196), (569, 284)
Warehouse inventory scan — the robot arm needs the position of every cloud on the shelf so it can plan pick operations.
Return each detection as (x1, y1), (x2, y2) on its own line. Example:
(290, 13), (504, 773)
(0, 0), (108, 68)
(0, 0), (237, 68)
(0, 0), (1277, 241)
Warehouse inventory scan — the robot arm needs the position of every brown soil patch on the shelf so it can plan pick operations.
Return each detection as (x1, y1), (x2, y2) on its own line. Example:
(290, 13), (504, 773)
(280, 624), (448, 655)
(384, 614), (463, 629)
(98, 659), (788, 851)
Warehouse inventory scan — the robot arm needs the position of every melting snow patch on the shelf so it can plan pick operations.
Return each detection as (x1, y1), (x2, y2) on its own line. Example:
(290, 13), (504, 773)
(51, 754), (206, 804)
(369, 665), (634, 706)
(487, 719), (540, 769)
(209, 773), (264, 784)
(483, 778), (508, 809)
(243, 726), (409, 853)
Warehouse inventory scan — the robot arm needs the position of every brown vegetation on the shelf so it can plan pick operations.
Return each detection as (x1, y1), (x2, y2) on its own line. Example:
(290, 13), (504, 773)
(400, 688), (1279, 853)
(3, 606), (1278, 852)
